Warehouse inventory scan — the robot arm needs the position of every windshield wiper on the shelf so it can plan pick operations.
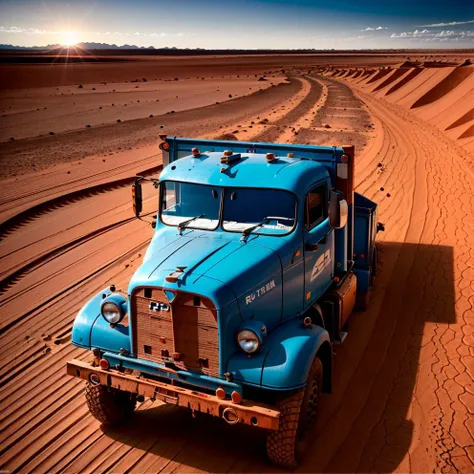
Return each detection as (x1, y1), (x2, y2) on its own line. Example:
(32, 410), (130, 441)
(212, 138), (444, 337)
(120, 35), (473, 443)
(240, 217), (271, 240)
(240, 216), (293, 241)
(178, 214), (205, 233)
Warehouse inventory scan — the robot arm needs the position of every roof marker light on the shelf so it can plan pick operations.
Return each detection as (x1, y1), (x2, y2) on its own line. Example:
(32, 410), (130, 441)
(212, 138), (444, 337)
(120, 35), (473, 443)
(266, 152), (276, 162)
(221, 152), (241, 164)
(192, 147), (201, 157)
(287, 152), (295, 158)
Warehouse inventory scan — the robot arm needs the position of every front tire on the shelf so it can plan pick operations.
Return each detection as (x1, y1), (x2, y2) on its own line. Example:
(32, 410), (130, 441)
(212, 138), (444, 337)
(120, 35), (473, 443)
(266, 357), (323, 468)
(85, 382), (137, 426)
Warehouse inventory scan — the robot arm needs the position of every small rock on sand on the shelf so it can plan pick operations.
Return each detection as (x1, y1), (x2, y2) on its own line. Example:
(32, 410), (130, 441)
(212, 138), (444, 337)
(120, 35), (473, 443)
(216, 133), (238, 140)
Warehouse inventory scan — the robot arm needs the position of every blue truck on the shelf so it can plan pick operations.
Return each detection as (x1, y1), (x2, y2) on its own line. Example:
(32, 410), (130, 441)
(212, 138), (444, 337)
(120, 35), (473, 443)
(67, 136), (380, 468)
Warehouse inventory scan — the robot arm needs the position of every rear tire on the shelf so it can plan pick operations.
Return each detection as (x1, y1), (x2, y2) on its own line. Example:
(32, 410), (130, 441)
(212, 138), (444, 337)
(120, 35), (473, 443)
(85, 382), (136, 427)
(266, 357), (323, 468)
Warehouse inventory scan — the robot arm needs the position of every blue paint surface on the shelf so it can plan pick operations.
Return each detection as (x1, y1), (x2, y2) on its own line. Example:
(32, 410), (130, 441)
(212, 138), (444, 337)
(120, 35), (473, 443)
(72, 138), (378, 395)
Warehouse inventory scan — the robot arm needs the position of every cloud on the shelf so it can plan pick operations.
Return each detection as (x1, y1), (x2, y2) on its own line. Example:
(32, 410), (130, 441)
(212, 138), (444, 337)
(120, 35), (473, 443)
(0, 26), (53, 34)
(420, 20), (474, 27)
(0, 26), (26, 33)
(0, 25), (182, 38)
(390, 28), (474, 41)
(362, 26), (386, 32)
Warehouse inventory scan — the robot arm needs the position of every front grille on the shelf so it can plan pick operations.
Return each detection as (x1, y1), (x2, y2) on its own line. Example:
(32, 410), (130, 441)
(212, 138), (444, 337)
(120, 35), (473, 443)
(131, 288), (219, 376)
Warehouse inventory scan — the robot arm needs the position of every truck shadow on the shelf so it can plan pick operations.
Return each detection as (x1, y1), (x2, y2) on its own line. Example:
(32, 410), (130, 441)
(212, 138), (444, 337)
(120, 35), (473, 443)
(102, 241), (455, 473)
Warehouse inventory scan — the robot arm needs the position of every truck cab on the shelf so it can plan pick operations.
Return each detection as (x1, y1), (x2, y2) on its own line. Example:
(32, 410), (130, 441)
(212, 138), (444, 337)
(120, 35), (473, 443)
(67, 137), (379, 468)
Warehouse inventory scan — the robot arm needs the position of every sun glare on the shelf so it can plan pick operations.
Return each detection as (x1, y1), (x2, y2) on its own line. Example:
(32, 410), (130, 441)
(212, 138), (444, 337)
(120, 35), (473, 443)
(60, 31), (79, 46)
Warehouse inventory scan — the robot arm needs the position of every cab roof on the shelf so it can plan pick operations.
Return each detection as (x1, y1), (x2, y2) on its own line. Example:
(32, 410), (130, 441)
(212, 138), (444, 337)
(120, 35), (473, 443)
(159, 152), (330, 193)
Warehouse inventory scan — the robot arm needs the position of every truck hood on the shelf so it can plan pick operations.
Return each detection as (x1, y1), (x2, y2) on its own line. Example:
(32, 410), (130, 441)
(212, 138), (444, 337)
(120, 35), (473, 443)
(129, 230), (284, 330)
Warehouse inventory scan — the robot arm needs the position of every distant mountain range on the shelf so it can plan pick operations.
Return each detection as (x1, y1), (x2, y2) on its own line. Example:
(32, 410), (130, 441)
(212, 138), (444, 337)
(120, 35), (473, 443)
(0, 42), (184, 50)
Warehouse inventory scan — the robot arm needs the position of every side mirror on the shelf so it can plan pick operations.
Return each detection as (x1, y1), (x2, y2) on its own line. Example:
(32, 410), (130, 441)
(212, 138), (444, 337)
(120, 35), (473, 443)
(132, 181), (143, 217)
(329, 191), (348, 229)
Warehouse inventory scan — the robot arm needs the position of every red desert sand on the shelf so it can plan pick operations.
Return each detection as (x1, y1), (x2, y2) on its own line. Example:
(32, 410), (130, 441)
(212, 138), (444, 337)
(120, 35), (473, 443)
(0, 52), (473, 473)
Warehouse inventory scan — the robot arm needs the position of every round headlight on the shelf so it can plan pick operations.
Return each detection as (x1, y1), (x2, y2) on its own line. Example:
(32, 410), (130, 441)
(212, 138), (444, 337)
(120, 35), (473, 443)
(237, 329), (261, 353)
(101, 302), (123, 324)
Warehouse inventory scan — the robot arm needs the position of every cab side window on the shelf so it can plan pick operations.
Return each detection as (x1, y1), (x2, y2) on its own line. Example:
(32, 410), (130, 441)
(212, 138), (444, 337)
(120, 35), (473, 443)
(305, 184), (327, 229)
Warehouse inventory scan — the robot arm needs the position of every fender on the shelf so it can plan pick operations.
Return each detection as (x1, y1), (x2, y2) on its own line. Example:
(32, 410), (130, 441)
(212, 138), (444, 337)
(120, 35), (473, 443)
(71, 288), (131, 354)
(227, 318), (332, 392)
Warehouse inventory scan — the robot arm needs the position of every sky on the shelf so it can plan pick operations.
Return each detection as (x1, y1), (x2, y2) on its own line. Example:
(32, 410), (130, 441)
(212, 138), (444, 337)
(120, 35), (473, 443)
(0, 0), (473, 50)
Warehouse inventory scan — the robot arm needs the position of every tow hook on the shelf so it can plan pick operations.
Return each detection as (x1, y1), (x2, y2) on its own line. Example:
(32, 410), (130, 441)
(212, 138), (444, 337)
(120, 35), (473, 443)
(223, 407), (239, 425)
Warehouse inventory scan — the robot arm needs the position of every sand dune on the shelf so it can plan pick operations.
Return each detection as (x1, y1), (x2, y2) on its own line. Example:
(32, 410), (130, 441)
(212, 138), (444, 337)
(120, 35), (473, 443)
(411, 66), (473, 108)
(330, 61), (474, 163)
(385, 67), (423, 95)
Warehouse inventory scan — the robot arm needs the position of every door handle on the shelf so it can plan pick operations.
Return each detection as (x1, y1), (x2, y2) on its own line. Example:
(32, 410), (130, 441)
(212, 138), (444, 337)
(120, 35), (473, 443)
(305, 234), (328, 252)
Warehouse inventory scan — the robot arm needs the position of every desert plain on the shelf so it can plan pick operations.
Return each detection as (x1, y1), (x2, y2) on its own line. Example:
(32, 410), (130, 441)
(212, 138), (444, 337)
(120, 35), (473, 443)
(0, 51), (474, 473)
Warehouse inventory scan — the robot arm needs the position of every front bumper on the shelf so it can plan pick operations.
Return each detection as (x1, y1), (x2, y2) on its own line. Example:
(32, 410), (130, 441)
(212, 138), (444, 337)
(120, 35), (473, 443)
(67, 359), (280, 430)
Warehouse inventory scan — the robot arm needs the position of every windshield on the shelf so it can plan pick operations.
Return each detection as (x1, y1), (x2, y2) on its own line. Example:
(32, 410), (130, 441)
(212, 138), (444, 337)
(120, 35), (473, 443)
(223, 188), (296, 235)
(161, 181), (220, 230)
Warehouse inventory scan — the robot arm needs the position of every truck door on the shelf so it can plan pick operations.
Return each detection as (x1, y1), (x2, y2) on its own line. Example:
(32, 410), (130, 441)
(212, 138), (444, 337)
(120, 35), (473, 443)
(303, 181), (334, 307)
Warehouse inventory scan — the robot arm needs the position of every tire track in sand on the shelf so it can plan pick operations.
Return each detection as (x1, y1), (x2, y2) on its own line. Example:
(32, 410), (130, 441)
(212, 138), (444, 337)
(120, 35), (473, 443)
(305, 74), (474, 474)
(1, 73), (473, 473)
(0, 76), (302, 308)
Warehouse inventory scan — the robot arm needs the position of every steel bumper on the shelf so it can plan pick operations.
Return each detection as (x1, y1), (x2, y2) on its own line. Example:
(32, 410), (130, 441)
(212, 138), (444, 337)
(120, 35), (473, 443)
(67, 359), (280, 430)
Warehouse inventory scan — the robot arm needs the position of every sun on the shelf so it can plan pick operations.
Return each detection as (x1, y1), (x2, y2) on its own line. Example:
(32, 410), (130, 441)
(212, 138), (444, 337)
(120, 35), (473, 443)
(60, 30), (79, 46)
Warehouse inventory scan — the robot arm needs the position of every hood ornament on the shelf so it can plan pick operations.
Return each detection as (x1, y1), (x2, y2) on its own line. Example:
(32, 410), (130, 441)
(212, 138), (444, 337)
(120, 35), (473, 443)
(165, 266), (187, 283)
